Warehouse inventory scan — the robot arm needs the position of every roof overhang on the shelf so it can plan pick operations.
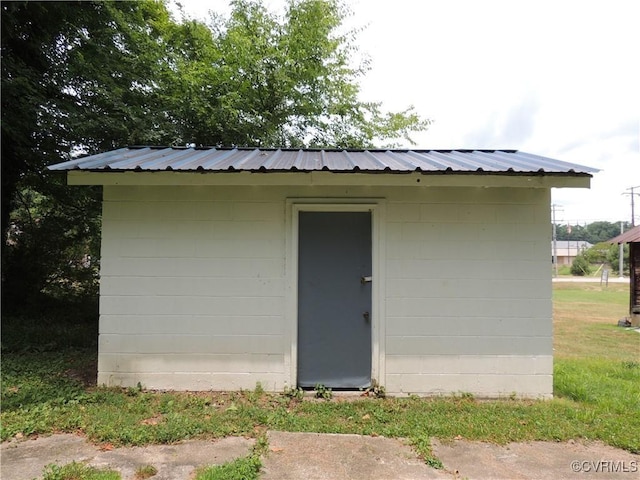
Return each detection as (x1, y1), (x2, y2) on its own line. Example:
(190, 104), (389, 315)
(609, 225), (640, 243)
(66, 170), (591, 188)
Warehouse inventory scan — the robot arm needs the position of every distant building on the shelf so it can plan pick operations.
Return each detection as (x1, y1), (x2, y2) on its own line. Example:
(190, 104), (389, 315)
(609, 226), (640, 320)
(552, 240), (592, 265)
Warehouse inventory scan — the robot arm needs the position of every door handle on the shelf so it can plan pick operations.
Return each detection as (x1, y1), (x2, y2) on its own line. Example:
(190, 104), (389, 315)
(361, 275), (372, 284)
(363, 311), (370, 323)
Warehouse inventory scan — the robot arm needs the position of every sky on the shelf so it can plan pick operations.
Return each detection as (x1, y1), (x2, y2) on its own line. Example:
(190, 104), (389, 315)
(173, 0), (639, 225)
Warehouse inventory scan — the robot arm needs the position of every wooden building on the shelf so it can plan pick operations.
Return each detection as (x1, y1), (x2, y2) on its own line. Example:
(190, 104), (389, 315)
(610, 225), (640, 319)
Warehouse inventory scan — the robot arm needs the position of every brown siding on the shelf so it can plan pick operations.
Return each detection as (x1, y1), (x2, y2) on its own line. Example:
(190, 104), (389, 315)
(631, 243), (640, 311)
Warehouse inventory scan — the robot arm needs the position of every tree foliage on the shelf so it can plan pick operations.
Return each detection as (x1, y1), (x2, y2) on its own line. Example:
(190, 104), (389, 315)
(555, 221), (630, 244)
(1, 0), (429, 312)
(160, 0), (429, 147)
(579, 241), (629, 276)
(570, 253), (591, 276)
(605, 243), (630, 275)
(1, 1), (179, 312)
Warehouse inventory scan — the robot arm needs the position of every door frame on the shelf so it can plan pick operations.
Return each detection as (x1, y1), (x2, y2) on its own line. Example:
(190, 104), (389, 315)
(285, 198), (386, 389)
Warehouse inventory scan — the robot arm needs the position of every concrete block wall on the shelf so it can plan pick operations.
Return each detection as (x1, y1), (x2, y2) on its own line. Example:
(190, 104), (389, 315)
(98, 186), (288, 390)
(384, 187), (552, 397)
(98, 184), (552, 397)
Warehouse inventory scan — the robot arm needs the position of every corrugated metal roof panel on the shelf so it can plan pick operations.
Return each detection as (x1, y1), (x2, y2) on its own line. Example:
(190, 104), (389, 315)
(610, 225), (640, 243)
(48, 147), (598, 175)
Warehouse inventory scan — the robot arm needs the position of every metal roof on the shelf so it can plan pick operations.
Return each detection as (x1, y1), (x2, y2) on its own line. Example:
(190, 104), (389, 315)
(48, 147), (598, 175)
(610, 225), (640, 243)
(553, 240), (593, 250)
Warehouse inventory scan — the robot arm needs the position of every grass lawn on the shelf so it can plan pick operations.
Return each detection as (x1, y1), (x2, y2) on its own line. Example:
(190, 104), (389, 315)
(2, 282), (639, 479)
(551, 281), (639, 454)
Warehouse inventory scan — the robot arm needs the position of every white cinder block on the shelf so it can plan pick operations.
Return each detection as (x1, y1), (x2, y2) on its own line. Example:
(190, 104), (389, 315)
(419, 204), (460, 223)
(98, 353), (285, 374)
(100, 295), (283, 316)
(385, 316), (552, 337)
(100, 315), (284, 335)
(99, 184), (555, 397)
(99, 334), (284, 355)
(385, 355), (553, 375)
(385, 373), (552, 398)
(98, 372), (286, 391)
(100, 257), (285, 278)
(101, 277), (285, 298)
(457, 204), (498, 224)
(387, 203), (421, 222)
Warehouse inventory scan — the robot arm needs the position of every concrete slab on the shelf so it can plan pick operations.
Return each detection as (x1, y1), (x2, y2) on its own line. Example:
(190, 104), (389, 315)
(0, 434), (254, 480)
(259, 431), (453, 479)
(433, 439), (640, 480)
(3, 433), (639, 480)
(1, 434), (96, 480)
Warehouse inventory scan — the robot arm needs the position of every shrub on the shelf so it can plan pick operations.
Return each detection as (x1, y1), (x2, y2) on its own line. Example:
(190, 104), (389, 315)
(570, 253), (591, 276)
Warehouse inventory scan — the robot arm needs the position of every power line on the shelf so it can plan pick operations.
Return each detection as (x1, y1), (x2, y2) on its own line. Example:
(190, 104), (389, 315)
(622, 185), (640, 227)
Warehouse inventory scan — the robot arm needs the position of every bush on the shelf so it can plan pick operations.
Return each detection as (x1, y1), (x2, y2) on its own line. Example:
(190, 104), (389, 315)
(570, 254), (591, 276)
(607, 243), (629, 275)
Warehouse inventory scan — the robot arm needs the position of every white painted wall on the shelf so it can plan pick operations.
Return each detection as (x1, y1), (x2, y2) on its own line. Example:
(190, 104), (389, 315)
(384, 187), (552, 397)
(98, 183), (552, 397)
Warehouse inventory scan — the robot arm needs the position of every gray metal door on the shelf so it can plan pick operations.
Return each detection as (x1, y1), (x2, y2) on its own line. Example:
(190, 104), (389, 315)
(297, 211), (372, 388)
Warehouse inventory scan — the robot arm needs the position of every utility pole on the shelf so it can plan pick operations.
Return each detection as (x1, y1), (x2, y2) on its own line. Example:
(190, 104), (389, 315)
(551, 204), (562, 277)
(619, 221), (624, 278)
(622, 185), (640, 226)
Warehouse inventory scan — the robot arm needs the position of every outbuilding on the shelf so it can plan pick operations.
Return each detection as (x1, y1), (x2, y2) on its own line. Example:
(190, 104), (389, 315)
(609, 225), (640, 326)
(50, 147), (596, 398)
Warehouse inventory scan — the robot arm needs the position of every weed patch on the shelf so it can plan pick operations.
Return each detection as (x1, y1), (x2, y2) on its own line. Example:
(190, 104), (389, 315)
(313, 384), (332, 400)
(41, 462), (120, 480)
(194, 433), (267, 480)
(134, 465), (157, 479)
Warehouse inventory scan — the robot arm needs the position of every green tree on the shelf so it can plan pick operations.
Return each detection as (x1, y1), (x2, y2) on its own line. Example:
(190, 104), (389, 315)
(608, 244), (630, 275)
(555, 224), (586, 241)
(2, 1), (188, 312)
(161, 0), (429, 147)
(584, 221), (628, 244)
(1, 0), (429, 313)
(583, 242), (613, 265)
(555, 221), (631, 243)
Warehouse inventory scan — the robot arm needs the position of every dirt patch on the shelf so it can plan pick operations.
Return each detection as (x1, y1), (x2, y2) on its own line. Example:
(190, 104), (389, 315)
(65, 357), (98, 387)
